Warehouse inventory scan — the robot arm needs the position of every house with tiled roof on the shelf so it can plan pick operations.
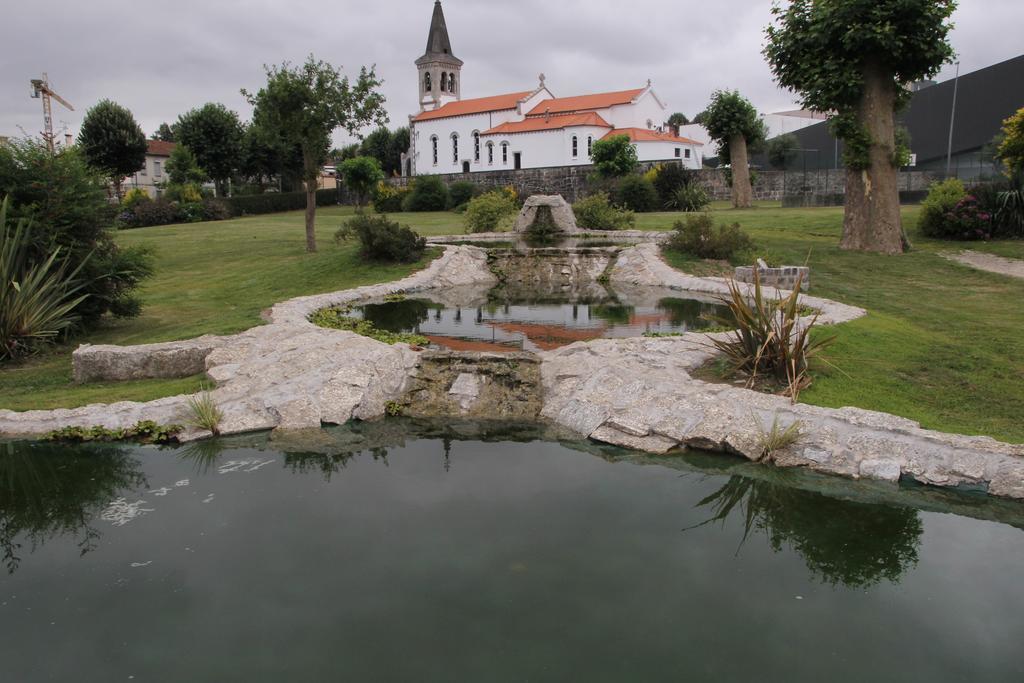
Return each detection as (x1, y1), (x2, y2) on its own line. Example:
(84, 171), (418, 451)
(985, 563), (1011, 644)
(407, 2), (702, 176)
(126, 139), (176, 198)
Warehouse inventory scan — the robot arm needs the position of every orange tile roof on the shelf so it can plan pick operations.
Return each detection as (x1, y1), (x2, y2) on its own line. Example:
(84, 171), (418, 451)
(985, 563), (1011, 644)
(526, 88), (646, 116)
(482, 112), (611, 135)
(147, 140), (176, 156)
(602, 128), (704, 146)
(413, 91), (534, 121)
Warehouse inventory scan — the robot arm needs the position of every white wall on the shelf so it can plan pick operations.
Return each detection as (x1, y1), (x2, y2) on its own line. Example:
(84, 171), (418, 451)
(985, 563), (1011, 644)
(604, 90), (665, 129)
(634, 141), (702, 169)
(760, 113), (827, 139)
(476, 125), (610, 171)
(412, 110), (521, 175)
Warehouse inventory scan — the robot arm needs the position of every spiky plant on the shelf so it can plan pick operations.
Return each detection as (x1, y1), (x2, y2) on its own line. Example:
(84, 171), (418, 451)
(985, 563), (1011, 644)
(0, 198), (90, 361)
(706, 268), (833, 400)
(186, 385), (223, 436)
(754, 415), (803, 462)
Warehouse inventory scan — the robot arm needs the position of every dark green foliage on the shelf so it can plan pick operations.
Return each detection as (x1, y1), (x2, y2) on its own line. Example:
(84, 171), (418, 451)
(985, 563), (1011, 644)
(652, 163), (693, 206)
(77, 99), (147, 193)
(448, 181), (479, 208)
(221, 188), (337, 216)
(239, 122), (301, 191)
(44, 420), (182, 444)
(165, 144), (206, 185)
(152, 122), (176, 142)
(918, 178), (966, 238)
(590, 135), (638, 177)
(175, 103), (244, 195)
(702, 90), (767, 162)
(614, 175), (659, 212)
(201, 199), (232, 222)
(358, 126), (409, 176)
(667, 112), (689, 127)
(667, 213), (754, 260)
(572, 192), (635, 230)
(339, 156), (384, 208)
(119, 198), (179, 228)
(402, 175), (449, 211)
(670, 184), (711, 212)
(765, 0), (956, 169)
(767, 134), (799, 169)
(0, 139), (152, 324)
(335, 213), (426, 263)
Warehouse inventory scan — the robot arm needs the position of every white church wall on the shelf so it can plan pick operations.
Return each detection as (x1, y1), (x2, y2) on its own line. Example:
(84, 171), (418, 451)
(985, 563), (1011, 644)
(413, 111), (523, 175)
(606, 90), (665, 129)
(479, 125), (609, 171)
(635, 141), (702, 168)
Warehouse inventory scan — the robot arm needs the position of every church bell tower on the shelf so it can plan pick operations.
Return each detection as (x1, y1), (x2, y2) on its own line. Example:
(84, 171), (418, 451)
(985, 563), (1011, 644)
(416, 1), (463, 111)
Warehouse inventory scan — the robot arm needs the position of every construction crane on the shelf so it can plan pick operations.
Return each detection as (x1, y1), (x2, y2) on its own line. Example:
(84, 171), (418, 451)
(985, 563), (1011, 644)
(30, 73), (74, 154)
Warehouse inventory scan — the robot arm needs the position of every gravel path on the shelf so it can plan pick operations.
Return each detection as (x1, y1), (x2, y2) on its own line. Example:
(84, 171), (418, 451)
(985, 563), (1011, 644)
(944, 250), (1024, 280)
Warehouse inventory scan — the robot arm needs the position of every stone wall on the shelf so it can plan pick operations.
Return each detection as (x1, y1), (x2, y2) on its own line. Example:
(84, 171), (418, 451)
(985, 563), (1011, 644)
(383, 165), (939, 204)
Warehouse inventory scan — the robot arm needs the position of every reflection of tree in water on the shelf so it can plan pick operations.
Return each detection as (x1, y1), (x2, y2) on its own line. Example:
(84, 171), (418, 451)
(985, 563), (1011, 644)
(0, 441), (147, 574)
(691, 474), (922, 588)
(360, 299), (435, 332)
(283, 447), (390, 481)
(657, 297), (730, 329)
(178, 439), (227, 475)
(589, 303), (634, 325)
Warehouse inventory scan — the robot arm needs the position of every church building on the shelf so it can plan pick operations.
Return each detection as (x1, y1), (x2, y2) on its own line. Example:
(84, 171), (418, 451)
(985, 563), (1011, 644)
(406, 1), (703, 177)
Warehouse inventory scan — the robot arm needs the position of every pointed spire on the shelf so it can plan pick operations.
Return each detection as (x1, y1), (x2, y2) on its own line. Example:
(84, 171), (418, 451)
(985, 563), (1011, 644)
(424, 1), (457, 59)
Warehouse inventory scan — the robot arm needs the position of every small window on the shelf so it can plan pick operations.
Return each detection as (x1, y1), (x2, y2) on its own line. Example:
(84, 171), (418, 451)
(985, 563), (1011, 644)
(501, 142), (508, 164)
(440, 72), (448, 92)
(449, 73), (457, 92)
(487, 141), (494, 164)
(431, 136), (438, 165)
(685, 148), (692, 159)
(154, 160), (162, 177)
(674, 148), (681, 158)
(424, 73), (432, 92)
(587, 136), (593, 157)
(572, 135), (578, 158)
(473, 132), (480, 162)
(452, 133), (459, 164)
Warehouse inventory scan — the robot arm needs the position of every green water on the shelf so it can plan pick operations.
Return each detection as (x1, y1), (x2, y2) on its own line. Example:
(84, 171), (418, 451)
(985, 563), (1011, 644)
(1, 420), (1022, 682)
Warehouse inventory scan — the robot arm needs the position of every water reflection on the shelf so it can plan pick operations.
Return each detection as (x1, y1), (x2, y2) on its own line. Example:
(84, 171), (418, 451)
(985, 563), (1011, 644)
(690, 473), (922, 588)
(0, 440), (146, 574)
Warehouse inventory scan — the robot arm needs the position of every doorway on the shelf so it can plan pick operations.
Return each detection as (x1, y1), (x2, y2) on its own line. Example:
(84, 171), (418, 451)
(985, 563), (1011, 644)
(513, 152), (521, 170)
(462, 161), (470, 173)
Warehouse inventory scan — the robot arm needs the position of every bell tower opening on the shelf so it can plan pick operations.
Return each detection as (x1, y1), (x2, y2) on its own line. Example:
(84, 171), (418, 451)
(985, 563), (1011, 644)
(416, 1), (463, 111)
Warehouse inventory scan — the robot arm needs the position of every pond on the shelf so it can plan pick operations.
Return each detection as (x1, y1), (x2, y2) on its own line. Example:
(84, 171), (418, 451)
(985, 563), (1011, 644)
(352, 290), (730, 352)
(2, 420), (1022, 682)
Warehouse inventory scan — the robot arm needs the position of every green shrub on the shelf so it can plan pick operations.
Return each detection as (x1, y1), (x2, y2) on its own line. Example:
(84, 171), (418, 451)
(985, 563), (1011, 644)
(121, 188), (150, 209)
(591, 135), (638, 177)
(372, 181), (409, 213)
(402, 176), (449, 211)
(464, 190), (518, 233)
(572, 192), (635, 230)
(652, 163), (692, 205)
(667, 213), (754, 260)
(614, 175), (659, 212)
(448, 181), (479, 209)
(669, 184), (711, 212)
(221, 188), (337, 216)
(201, 198), (232, 221)
(120, 198), (180, 228)
(1, 199), (89, 361)
(44, 420), (181, 444)
(163, 182), (205, 203)
(340, 156), (384, 208)
(335, 213), (426, 263)
(918, 178), (967, 238)
(0, 138), (150, 324)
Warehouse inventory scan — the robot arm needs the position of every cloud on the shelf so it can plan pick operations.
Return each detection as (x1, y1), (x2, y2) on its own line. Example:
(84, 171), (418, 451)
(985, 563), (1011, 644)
(2, 0), (1021, 147)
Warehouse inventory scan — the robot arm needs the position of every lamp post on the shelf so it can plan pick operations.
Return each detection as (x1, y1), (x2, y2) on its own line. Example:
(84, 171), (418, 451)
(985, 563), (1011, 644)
(945, 61), (960, 177)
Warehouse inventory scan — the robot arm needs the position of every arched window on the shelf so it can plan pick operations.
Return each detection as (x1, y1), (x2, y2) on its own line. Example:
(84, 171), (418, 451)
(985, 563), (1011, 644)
(440, 72), (448, 92)
(449, 73), (457, 92)
(473, 131), (480, 162)
(487, 141), (494, 164)
(424, 72), (431, 92)
(452, 133), (459, 164)
(587, 136), (593, 157)
(501, 142), (509, 164)
(431, 135), (438, 165)
(572, 135), (578, 158)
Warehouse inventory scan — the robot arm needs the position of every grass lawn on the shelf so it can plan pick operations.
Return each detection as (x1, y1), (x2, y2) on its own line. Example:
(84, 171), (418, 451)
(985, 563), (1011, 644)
(2, 202), (1023, 445)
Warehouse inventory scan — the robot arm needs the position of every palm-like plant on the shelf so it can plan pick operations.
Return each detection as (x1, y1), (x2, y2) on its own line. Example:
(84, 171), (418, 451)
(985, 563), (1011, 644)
(1, 198), (90, 361)
(706, 269), (833, 400)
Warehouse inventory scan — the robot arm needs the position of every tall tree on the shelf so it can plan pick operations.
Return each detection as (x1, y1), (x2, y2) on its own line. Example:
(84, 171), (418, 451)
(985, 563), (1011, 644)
(243, 56), (387, 252)
(767, 133), (799, 170)
(765, 0), (956, 254)
(175, 103), (243, 197)
(165, 144), (207, 186)
(340, 156), (384, 211)
(77, 99), (147, 199)
(702, 90), (766, 208)
(667, 112), (690, 128)
(389, 127), (410, 176)
(151, 122), (176, 142)
(590, 135), (638, 178)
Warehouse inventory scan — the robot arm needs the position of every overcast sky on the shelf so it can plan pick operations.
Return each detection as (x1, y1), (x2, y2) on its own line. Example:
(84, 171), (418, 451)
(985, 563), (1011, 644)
(2, 0), (1022, 148)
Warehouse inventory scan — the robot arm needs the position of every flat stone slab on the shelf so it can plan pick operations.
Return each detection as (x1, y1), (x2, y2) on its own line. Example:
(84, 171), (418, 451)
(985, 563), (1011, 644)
(73, 335), (232, 382)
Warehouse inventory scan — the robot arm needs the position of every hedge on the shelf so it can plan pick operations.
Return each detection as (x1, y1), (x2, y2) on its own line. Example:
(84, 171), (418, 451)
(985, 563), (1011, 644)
(222, 188), (338, 217)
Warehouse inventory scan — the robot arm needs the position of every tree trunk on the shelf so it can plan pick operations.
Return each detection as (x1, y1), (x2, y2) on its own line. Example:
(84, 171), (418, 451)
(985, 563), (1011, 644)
(730, 134), (753, 209)
(840, 65), (906, 254)
(303, 149), (318, 253)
